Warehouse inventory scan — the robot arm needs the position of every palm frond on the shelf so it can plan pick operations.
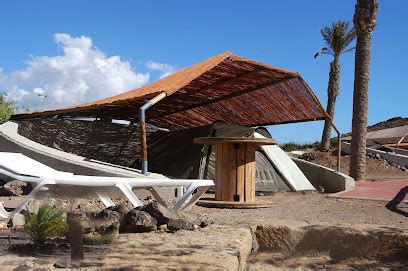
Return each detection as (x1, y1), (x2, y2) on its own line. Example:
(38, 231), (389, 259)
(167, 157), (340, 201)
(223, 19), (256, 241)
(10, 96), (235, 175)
(317, 20), (356, 59)
(341, 47), (356, 55)
(320, 26), (333, 47)
(24, 204), (68, 246)
(314, 47), (333, 58)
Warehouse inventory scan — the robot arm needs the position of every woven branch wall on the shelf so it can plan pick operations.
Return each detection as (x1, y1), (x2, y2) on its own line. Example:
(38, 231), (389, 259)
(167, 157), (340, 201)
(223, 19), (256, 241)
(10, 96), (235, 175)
(17, 119), (209, 178)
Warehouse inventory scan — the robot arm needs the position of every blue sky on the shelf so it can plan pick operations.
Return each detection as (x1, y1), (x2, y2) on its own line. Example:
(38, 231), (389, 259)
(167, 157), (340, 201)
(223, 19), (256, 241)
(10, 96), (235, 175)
(0, 0), (406, 143)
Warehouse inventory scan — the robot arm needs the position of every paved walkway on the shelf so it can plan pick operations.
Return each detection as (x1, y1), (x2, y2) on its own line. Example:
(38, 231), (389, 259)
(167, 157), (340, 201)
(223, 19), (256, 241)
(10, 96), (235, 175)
(331, 179), (408, 202)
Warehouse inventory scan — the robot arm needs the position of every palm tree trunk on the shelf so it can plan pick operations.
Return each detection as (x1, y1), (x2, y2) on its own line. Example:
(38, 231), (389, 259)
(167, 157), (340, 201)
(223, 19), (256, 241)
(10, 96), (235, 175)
(349, 0), (378, 181)
(320, 60), (340, 151)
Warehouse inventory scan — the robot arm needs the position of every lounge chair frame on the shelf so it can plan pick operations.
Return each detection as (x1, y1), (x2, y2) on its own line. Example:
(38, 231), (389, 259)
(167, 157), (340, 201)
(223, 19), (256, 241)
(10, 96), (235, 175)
(0, 153), (213, 219)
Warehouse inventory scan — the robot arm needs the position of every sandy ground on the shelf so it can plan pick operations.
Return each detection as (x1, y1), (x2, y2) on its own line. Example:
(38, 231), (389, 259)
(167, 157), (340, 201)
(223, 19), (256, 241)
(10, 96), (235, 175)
(247, 252), (407, 270)
(192, 192), (408, 229)
(0, 192), (407, 270)
(0, 152), (407, 269)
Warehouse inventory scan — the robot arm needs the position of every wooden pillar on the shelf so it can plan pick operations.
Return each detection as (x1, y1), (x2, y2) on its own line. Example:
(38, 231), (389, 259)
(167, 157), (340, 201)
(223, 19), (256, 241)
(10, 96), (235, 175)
(140, 120), (148, 173)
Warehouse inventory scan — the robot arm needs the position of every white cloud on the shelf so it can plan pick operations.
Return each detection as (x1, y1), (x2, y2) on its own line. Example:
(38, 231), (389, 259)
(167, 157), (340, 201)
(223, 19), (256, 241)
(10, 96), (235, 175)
(0, 33), (149, 111)
(146, 61), (178, 78)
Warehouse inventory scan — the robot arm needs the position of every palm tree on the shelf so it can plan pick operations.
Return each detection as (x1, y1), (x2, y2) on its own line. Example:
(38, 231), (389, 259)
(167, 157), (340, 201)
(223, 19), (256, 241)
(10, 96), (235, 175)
(315, 21), (356, 151)
(24, 204), (68, 246)
(349, 0), (378, 181)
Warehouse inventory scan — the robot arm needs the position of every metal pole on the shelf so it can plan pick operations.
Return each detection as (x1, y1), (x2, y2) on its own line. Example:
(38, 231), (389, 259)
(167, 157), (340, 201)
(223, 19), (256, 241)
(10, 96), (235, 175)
(139, 92), (166, 175)
(336, 131), (342, 173)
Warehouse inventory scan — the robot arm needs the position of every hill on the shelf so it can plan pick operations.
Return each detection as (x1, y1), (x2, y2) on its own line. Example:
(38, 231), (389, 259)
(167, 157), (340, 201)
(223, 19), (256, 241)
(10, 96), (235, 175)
(343, 117), (408, 137)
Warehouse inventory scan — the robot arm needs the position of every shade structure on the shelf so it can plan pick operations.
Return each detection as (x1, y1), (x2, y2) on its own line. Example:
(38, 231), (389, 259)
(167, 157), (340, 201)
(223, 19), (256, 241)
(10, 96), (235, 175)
(12, 51), (327, 130)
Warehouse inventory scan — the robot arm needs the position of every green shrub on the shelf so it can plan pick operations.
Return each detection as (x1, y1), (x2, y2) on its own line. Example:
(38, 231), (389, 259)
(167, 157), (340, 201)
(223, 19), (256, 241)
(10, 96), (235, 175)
(279, 141), (318, 152)
(0, 93), (17, 124)
(330, 137), (339, 149)
(24, 204), (68, 246)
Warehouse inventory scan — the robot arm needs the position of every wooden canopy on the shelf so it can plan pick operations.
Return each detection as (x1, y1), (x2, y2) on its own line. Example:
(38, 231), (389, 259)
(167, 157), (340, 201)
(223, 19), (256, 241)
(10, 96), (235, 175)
(12, 51), (327, 131)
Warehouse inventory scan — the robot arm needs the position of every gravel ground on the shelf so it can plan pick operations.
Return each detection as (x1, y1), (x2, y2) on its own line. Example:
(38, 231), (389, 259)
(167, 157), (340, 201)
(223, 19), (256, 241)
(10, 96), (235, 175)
(192, 192), (408, 229)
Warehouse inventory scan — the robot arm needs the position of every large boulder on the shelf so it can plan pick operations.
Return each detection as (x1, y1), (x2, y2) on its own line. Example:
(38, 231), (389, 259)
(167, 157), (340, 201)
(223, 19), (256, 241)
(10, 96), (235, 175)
(140, 202), (173, 225)
(120, 209), (157, 233)
(0, 180), (31, 196)
(140, 202), (206, 233)
(77, 209), (121, 244)
(107, 203), (130, 217)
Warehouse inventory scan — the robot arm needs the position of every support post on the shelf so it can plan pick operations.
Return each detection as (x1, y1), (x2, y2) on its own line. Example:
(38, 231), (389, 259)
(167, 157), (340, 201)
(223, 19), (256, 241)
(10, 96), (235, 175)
(336, 130), (342, 173)
(299, 77), (342, 173)
(139, 92), (166, 175)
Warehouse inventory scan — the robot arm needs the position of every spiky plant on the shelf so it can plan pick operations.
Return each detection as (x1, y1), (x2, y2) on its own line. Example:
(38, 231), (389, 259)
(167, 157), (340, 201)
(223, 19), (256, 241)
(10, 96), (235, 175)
(24, 204), (68, 246)
(315, 20), (356, 151)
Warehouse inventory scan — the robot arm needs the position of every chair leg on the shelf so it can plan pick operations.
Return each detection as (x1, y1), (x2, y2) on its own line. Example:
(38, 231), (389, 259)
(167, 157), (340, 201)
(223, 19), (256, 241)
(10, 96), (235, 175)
(178, 186), (208, 212)
(96, 192), (115, 208)
(173, 182), (199, 211)
(116, 183), (143, 208)
(0, 180), (50, 219)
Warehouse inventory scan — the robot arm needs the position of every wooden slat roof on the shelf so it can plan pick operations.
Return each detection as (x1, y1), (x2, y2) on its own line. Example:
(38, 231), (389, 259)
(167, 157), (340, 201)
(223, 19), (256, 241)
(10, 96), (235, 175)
(12, 51), (327, 130)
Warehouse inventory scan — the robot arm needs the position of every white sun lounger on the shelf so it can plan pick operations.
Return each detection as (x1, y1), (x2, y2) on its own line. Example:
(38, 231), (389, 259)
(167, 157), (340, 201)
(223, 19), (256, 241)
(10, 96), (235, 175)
(0, 152), (214, 219)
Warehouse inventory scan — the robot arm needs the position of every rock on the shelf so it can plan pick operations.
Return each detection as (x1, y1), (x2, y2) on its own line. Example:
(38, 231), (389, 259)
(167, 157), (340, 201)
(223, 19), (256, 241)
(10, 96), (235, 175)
(250, 228), (260, 253)
(53, 262), (71, 268)
(0, 180), (31, 196)
(158, 224), (168, 232)
(54, 261), (80, 269)
(0, 219), (9, 229)
(107, 203), (129, 217)
(401, 167), (407, 172)
(140, 202), (172, 225)
(76, 209), (121, 244)
(375, 154), (381, 160)
(11, 213), (25, 228)
(299, 153), (316, 162)
(167, 216), (196, 232)
(120, 210), (157, 233)
(96, 208), (122, 222)
(0, 178), (7, 186)
(177, 211), (206, 227)
(13, 264), (31, 271)
(200, 220), (209, 228)
(140, 202), (207, 233)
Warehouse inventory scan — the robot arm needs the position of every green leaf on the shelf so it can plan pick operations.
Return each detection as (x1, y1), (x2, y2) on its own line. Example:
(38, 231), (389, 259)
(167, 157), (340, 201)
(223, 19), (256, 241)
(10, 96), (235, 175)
(23, 204), (68, 246)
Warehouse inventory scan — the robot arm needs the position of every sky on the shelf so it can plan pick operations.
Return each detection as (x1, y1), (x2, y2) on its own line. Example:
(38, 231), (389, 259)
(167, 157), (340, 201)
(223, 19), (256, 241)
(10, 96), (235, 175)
(0, 0), (406, 143)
